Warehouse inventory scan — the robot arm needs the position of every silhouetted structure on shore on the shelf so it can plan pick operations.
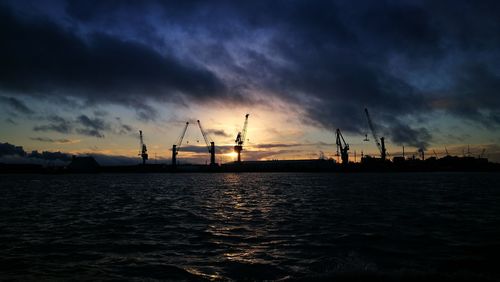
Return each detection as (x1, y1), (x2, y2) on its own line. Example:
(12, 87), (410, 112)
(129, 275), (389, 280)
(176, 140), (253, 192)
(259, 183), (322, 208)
(138, 130), (148, 165)
(234, 114), (250, 162)
(172, 122), (189, 168)
(67, 156), (100, 173)
(1, 153), (498, 174)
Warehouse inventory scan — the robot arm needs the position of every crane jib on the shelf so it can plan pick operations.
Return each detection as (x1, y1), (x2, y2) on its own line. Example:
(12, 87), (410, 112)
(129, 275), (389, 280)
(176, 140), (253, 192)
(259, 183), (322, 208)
(197, 120), (213, 153)
(176, 122), (189, 151)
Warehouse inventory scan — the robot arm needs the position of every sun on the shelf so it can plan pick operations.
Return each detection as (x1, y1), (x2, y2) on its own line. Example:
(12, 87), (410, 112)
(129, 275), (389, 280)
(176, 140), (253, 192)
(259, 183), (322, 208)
(225, 151), (239, 159)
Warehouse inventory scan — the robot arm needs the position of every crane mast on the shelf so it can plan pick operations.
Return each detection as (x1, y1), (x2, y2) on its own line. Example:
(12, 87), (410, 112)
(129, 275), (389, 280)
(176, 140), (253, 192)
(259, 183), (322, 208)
(138, 130), (148, 165)
(335, 128), (349, 165)
(364, 108), (386, 160)
(197, 120), (216, 166)
(172, 122), (189, 167)
(234, 114), (249, 162)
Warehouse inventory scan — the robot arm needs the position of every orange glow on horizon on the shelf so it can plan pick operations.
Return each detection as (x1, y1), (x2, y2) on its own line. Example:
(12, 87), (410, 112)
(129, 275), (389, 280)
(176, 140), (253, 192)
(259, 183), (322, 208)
(225, 151), (238, 159)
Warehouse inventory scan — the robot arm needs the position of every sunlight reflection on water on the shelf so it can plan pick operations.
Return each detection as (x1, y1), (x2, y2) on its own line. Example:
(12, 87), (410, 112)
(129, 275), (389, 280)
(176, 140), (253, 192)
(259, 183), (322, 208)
(1, 173), (500, 280)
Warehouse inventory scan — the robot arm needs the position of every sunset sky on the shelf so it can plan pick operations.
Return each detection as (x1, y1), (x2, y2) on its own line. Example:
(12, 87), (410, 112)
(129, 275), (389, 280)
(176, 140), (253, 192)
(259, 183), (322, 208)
(1, 0), (500, 164)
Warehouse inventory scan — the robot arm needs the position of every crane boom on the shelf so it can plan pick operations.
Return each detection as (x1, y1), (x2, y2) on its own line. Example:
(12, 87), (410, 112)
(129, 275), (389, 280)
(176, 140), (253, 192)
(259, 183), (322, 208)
(364, 108), (382, 154)
(139, 130), (144, 148)
(172, 122), (189, 167)
(241, 114), (249, 145)
(235, 114), (249, 146)
(176, 122), (189, 149)
(197, 120), (213, 152)
(197, 120), (216, 166)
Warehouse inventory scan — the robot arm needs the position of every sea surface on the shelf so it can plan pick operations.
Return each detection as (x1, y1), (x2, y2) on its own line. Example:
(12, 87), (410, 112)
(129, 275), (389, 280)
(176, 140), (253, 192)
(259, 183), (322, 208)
(1, 172), (500, 281)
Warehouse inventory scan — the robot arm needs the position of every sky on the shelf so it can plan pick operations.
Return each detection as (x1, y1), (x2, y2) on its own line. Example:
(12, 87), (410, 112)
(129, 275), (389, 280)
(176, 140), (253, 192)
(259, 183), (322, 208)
(1, 0), (500, 164)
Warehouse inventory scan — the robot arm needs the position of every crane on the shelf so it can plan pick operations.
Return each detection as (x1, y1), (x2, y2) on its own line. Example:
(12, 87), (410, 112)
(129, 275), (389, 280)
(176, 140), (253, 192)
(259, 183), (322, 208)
(364, 108), (386, 160)
(319, 151), (326, 160)
(138, 130), (148, 165)
(418, 148), (425, 160)
(172, 122), (189, 167)
(480, 148), (486, 158)
(234, 114), (249, 162)
(335, 128), (349, 165)
(197, 120), (216, 166)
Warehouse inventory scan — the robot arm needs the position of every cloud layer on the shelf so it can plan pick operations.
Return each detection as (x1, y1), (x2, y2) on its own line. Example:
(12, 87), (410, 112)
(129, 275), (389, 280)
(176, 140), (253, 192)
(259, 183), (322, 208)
(1, 0), (500, 150)
(33, 114), (134, 138)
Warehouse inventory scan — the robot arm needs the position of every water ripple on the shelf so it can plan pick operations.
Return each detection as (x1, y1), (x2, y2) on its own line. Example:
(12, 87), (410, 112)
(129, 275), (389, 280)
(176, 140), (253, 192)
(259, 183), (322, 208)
(1, 172), (500, 281)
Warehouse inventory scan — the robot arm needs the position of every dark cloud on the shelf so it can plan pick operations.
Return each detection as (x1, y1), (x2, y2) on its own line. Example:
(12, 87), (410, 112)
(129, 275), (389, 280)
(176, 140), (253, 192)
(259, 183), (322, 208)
(28, 150), (72, 162)
(30, 137), (75, 143)
(426, 1), (500, 51)
(240, 5), (430, 134)
(254, 143), (300, 149)
(0, 142), (71, 162)
(114, 117), (135, 135)
(177, 145), (234, 154)
(445, 133), (471, 143)
(355, 1), (441, 57)
(438, 63), (500, 127)
(254, 143), (334, 149)
(387, 122), (432, 151)
(241, 149), (303, 161)
(93, 110), (108, 117)
(118, 124), (133, 135)
(0, 142), (27, 157)
(134, 104), (159, 122)
(75, 128), (103, 138)
(2, 0), (500, 148)
(33, 114), (131, 138)
(5, 118), (16, 125)
(0, 96), (34, 114)
(76, 115), (108, 137)
(0, 3), (227, 120)
(205, 129), (231, 138)
(34, 115), (73, 134)
(176, 145), (211, 154)
(90, 153), (144, 166)
(0, 141), (141, 164)
(121, 124), (133, 132)
(77, 115), (106, 130)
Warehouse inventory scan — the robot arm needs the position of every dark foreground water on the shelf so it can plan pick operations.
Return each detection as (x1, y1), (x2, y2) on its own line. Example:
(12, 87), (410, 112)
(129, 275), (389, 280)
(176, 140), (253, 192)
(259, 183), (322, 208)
(1, 173), (500, 281)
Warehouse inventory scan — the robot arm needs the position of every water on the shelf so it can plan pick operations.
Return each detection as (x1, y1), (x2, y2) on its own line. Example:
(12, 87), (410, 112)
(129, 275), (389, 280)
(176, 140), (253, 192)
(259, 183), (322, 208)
(1, 173), (500, 281)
